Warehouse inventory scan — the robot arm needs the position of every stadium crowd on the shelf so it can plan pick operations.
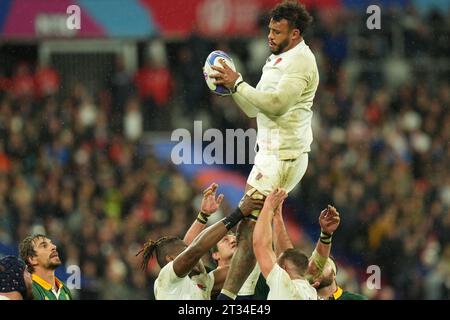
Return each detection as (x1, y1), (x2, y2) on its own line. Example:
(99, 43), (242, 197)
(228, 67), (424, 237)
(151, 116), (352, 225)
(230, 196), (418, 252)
(0, 4), (449, 299)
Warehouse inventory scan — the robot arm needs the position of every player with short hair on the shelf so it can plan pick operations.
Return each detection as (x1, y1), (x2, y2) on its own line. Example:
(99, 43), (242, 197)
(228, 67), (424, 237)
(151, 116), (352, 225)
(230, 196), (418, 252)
(208, 233), (262, 299)
(138, 189), (264, 300)
(19, 235), (72, 300)
(273, 203), (343, 286)
(0, 256), (33, 300)
(209, 0), (319, 299)
(315, 258), (368, 300)
(253, 188), (317, 299)
(182, 183), (262, 299)
(273, 201), (349, 298)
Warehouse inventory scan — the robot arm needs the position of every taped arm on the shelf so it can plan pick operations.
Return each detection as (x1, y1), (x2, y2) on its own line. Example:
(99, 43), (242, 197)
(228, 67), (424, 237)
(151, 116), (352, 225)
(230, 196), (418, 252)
(308, 246), (329, 279)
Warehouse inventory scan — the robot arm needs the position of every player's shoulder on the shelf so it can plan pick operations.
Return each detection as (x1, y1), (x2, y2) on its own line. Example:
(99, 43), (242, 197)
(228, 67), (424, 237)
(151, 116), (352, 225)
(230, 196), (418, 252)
(266, 263), (291, 285)
(286, 46), (317, 73)
(159, 260), (174, 273)
(31, 282), (46, 300)
(156, 261), (177, 282)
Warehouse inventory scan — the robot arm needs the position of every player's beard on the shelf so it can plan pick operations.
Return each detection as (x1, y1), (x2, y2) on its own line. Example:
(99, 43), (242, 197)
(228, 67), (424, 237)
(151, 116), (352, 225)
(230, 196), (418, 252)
(47, 257), (62, 270)
(270, 38), (290, 55)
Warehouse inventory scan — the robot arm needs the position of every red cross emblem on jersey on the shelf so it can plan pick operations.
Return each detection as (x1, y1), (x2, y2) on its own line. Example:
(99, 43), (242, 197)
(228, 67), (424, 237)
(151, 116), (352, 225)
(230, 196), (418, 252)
(197, 283), (206, 291)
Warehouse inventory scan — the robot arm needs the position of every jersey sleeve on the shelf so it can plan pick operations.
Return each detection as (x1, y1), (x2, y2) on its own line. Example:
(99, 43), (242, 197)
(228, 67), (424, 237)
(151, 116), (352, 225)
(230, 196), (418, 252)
(234, 59), (314, 117)
(232, 91), (259, 118)
(158, 261), (184, 285)
(154, 261), (186, 299)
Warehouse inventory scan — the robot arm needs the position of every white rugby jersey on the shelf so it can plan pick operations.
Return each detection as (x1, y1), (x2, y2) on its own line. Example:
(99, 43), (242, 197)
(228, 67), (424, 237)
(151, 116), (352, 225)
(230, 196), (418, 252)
(233, 40), (319, 160)
(154, 261), (214, 300)
(208, 263), (261, 297)
(238, 263), (261, 296)
(266, 264), (317, 300)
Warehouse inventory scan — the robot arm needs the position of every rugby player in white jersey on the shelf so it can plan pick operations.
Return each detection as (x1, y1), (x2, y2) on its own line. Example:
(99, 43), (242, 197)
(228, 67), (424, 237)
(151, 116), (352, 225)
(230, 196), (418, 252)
(179, 183), (261, 299)
(274, 202), (342, 289)
(209, 1), (319, 299)
(253, 188), (340, 299)
(137, 184), (263, 300)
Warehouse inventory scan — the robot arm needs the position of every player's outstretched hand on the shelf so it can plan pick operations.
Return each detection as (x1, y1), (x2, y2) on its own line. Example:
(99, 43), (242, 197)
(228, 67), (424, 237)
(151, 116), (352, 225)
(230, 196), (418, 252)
(319, 205), (340, 234)
(264, 188), (288, 213)
(200, 183), (224, 215)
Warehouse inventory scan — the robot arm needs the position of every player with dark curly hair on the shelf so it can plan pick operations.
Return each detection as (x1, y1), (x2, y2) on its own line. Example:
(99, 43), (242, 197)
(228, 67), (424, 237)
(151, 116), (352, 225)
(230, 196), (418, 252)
(137, 185), (264, 300)
(209, 0), (319, 300)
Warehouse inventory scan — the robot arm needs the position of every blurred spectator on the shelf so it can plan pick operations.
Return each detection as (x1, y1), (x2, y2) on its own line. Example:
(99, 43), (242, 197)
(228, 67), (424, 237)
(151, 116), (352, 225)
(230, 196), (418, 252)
(34, 62), (60, 98)
(134, 43), (173, 131)
(11, 62), (34, 99)
(123, 96), (143, 142)
(110, 56), (135, 133)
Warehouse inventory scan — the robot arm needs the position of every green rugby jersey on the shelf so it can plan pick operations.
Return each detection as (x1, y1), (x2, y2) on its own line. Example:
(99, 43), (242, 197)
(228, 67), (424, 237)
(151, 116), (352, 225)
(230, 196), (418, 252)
(331, 287), (367, 300)
(32, 274), (73, 300)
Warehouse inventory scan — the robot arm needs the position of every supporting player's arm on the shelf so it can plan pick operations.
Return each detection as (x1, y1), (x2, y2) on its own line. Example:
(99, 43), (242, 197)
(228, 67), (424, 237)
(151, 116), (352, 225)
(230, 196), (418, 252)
(173, 195), (264, 278)
(210, 266), (230, 294)
(253, 188), (287, 278)
(183, 183), (224, 245)
(308, 205), (340, 280)
(272, 202), (293, 257)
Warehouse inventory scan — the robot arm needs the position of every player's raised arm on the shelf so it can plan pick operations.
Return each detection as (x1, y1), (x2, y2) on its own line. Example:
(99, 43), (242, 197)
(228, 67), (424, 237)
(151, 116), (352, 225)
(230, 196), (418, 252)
(253, 188), (288, 278)
(273, 201), (294, 257)
(173, 195), (264, 278)
(308, 205), (340, 281)
(183, 183), (224, 245)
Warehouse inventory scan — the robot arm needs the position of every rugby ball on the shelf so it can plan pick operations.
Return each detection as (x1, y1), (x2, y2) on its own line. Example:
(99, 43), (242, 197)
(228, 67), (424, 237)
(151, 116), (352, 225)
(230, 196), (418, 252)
(203, 50), (236, 96)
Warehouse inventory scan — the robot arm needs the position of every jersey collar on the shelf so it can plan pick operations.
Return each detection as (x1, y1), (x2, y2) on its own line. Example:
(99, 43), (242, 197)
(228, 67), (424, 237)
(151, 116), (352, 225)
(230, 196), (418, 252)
(32, 274), (63, 291)
(332, 286), (343, 300)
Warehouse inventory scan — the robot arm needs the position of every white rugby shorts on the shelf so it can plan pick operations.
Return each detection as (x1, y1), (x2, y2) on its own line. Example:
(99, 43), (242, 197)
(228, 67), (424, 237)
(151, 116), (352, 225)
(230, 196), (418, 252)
(247, 152), (308, 196)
